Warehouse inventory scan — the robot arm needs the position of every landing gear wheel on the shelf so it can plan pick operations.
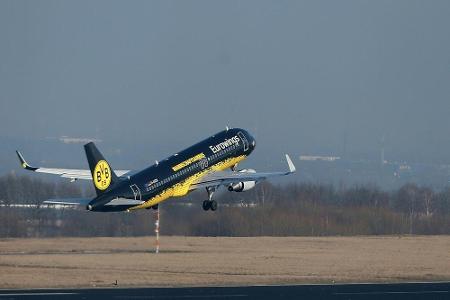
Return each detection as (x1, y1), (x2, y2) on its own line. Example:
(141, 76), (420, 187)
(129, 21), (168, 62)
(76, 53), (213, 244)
(202, 200), (211, 211)
(151, 204), (159, 210)
(210, 200), (217, 211)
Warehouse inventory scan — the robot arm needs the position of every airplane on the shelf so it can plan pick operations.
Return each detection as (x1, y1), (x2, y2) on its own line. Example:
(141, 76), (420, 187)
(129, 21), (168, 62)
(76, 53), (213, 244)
(16, 128), (296, 212)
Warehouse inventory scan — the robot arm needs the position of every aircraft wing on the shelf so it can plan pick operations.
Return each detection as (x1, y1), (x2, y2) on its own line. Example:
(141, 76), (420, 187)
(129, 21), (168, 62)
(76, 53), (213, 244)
(190, 154), (296, 190)
(16, 150), (132, 181)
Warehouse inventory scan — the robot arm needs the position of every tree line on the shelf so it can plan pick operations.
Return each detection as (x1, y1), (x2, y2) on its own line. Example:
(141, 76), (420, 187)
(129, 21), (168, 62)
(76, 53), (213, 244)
(0, 173), (449, 237)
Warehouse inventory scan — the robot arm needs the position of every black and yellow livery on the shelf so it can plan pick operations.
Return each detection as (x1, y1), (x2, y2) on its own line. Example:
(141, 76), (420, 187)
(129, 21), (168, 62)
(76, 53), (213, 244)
(16, 128), (295, 212)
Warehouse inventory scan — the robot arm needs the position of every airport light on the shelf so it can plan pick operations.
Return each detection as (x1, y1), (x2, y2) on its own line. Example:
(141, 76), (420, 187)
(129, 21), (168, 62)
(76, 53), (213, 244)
(155, 207), (160, 254)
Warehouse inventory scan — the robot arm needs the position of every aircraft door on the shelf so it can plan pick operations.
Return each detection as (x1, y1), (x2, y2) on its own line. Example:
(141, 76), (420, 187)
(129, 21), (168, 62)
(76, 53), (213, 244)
(238, 132), (249, 152)
(130, 184), (141, 201)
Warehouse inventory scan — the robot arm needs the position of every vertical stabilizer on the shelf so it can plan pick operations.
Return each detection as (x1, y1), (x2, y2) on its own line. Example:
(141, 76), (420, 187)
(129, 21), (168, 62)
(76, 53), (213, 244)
(84, 142), (119, 196)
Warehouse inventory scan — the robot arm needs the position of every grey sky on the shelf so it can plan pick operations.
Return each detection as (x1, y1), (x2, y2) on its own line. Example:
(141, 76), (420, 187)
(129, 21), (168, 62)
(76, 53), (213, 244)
(1, 0), (450, 165)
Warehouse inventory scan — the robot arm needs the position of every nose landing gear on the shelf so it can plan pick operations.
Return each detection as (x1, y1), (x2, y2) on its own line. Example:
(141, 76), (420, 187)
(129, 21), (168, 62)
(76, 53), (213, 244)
(145, 204), (159, 210)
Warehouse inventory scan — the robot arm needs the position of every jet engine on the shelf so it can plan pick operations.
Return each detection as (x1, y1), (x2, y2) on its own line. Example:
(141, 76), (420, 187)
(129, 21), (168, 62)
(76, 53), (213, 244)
(228, 169), (256, 192)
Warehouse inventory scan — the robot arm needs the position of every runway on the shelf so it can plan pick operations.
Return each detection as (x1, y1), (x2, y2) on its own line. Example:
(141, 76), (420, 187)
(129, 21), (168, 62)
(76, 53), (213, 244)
(0, 282), (449, 300)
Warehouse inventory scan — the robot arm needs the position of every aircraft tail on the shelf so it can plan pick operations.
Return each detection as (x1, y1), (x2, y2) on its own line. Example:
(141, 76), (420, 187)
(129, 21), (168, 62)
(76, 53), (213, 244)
(84, 142), (119, 196)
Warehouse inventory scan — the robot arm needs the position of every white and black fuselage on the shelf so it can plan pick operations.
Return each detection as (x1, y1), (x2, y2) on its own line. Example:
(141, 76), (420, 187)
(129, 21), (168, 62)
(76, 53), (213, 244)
(88, 128), (255, 211)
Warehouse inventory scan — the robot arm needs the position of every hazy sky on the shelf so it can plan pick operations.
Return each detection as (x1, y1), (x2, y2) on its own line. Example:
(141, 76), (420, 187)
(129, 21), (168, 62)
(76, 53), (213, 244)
(1, 0), (450, 164)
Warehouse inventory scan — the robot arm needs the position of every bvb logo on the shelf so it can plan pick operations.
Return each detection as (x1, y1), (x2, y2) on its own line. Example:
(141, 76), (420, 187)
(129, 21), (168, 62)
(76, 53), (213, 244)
(93, 160), (111, 190)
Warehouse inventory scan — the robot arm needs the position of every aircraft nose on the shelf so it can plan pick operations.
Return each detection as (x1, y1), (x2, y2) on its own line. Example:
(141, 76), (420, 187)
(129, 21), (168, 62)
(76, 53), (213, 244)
(247, 132), (256, 152)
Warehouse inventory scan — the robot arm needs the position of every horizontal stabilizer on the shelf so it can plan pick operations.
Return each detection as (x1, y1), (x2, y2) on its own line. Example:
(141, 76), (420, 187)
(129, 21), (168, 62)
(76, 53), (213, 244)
(104, 198), (145, 206)
(43, 198), (92, 206)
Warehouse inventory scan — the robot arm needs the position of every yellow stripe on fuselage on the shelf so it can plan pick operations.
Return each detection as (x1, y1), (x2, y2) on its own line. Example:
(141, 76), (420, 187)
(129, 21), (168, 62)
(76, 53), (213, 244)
(172, 153), (205, 172)
(129, 155), (246, 211)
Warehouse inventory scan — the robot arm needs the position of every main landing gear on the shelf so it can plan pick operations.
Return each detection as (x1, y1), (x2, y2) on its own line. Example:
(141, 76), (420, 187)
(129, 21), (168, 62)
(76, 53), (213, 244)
(203, 199), (217, 211)
(203, 187), (218, 211)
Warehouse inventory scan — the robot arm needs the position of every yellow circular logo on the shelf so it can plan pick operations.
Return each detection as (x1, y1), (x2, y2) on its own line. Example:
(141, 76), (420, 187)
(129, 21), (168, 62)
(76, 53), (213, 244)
(93, 160), (112, 190)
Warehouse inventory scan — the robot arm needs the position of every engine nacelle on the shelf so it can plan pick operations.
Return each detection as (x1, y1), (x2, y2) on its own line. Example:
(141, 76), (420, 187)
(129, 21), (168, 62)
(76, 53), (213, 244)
(228, 169), (256, 192)
(228, 181), (256, 192)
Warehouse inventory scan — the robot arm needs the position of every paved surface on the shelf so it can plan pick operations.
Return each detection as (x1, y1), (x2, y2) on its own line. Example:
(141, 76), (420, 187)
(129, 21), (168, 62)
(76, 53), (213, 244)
(0, 282), (449, 299)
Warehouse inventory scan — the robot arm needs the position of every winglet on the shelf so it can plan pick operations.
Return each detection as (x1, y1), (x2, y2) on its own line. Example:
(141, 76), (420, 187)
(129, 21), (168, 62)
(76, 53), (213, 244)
(285, 154), (296, 173)
(16, 150), (38, 171)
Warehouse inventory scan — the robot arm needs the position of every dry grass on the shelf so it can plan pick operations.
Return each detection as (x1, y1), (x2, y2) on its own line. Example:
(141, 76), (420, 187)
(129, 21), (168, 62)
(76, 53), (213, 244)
(0, 236), (449, 289)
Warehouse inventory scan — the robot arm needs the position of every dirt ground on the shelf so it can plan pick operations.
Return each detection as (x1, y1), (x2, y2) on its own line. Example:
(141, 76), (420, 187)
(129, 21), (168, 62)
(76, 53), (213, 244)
(0, 235), (449, 289)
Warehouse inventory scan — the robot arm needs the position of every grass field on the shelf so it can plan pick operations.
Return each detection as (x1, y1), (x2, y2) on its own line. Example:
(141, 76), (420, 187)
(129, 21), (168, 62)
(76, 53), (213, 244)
(0, 236), (449, 288)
